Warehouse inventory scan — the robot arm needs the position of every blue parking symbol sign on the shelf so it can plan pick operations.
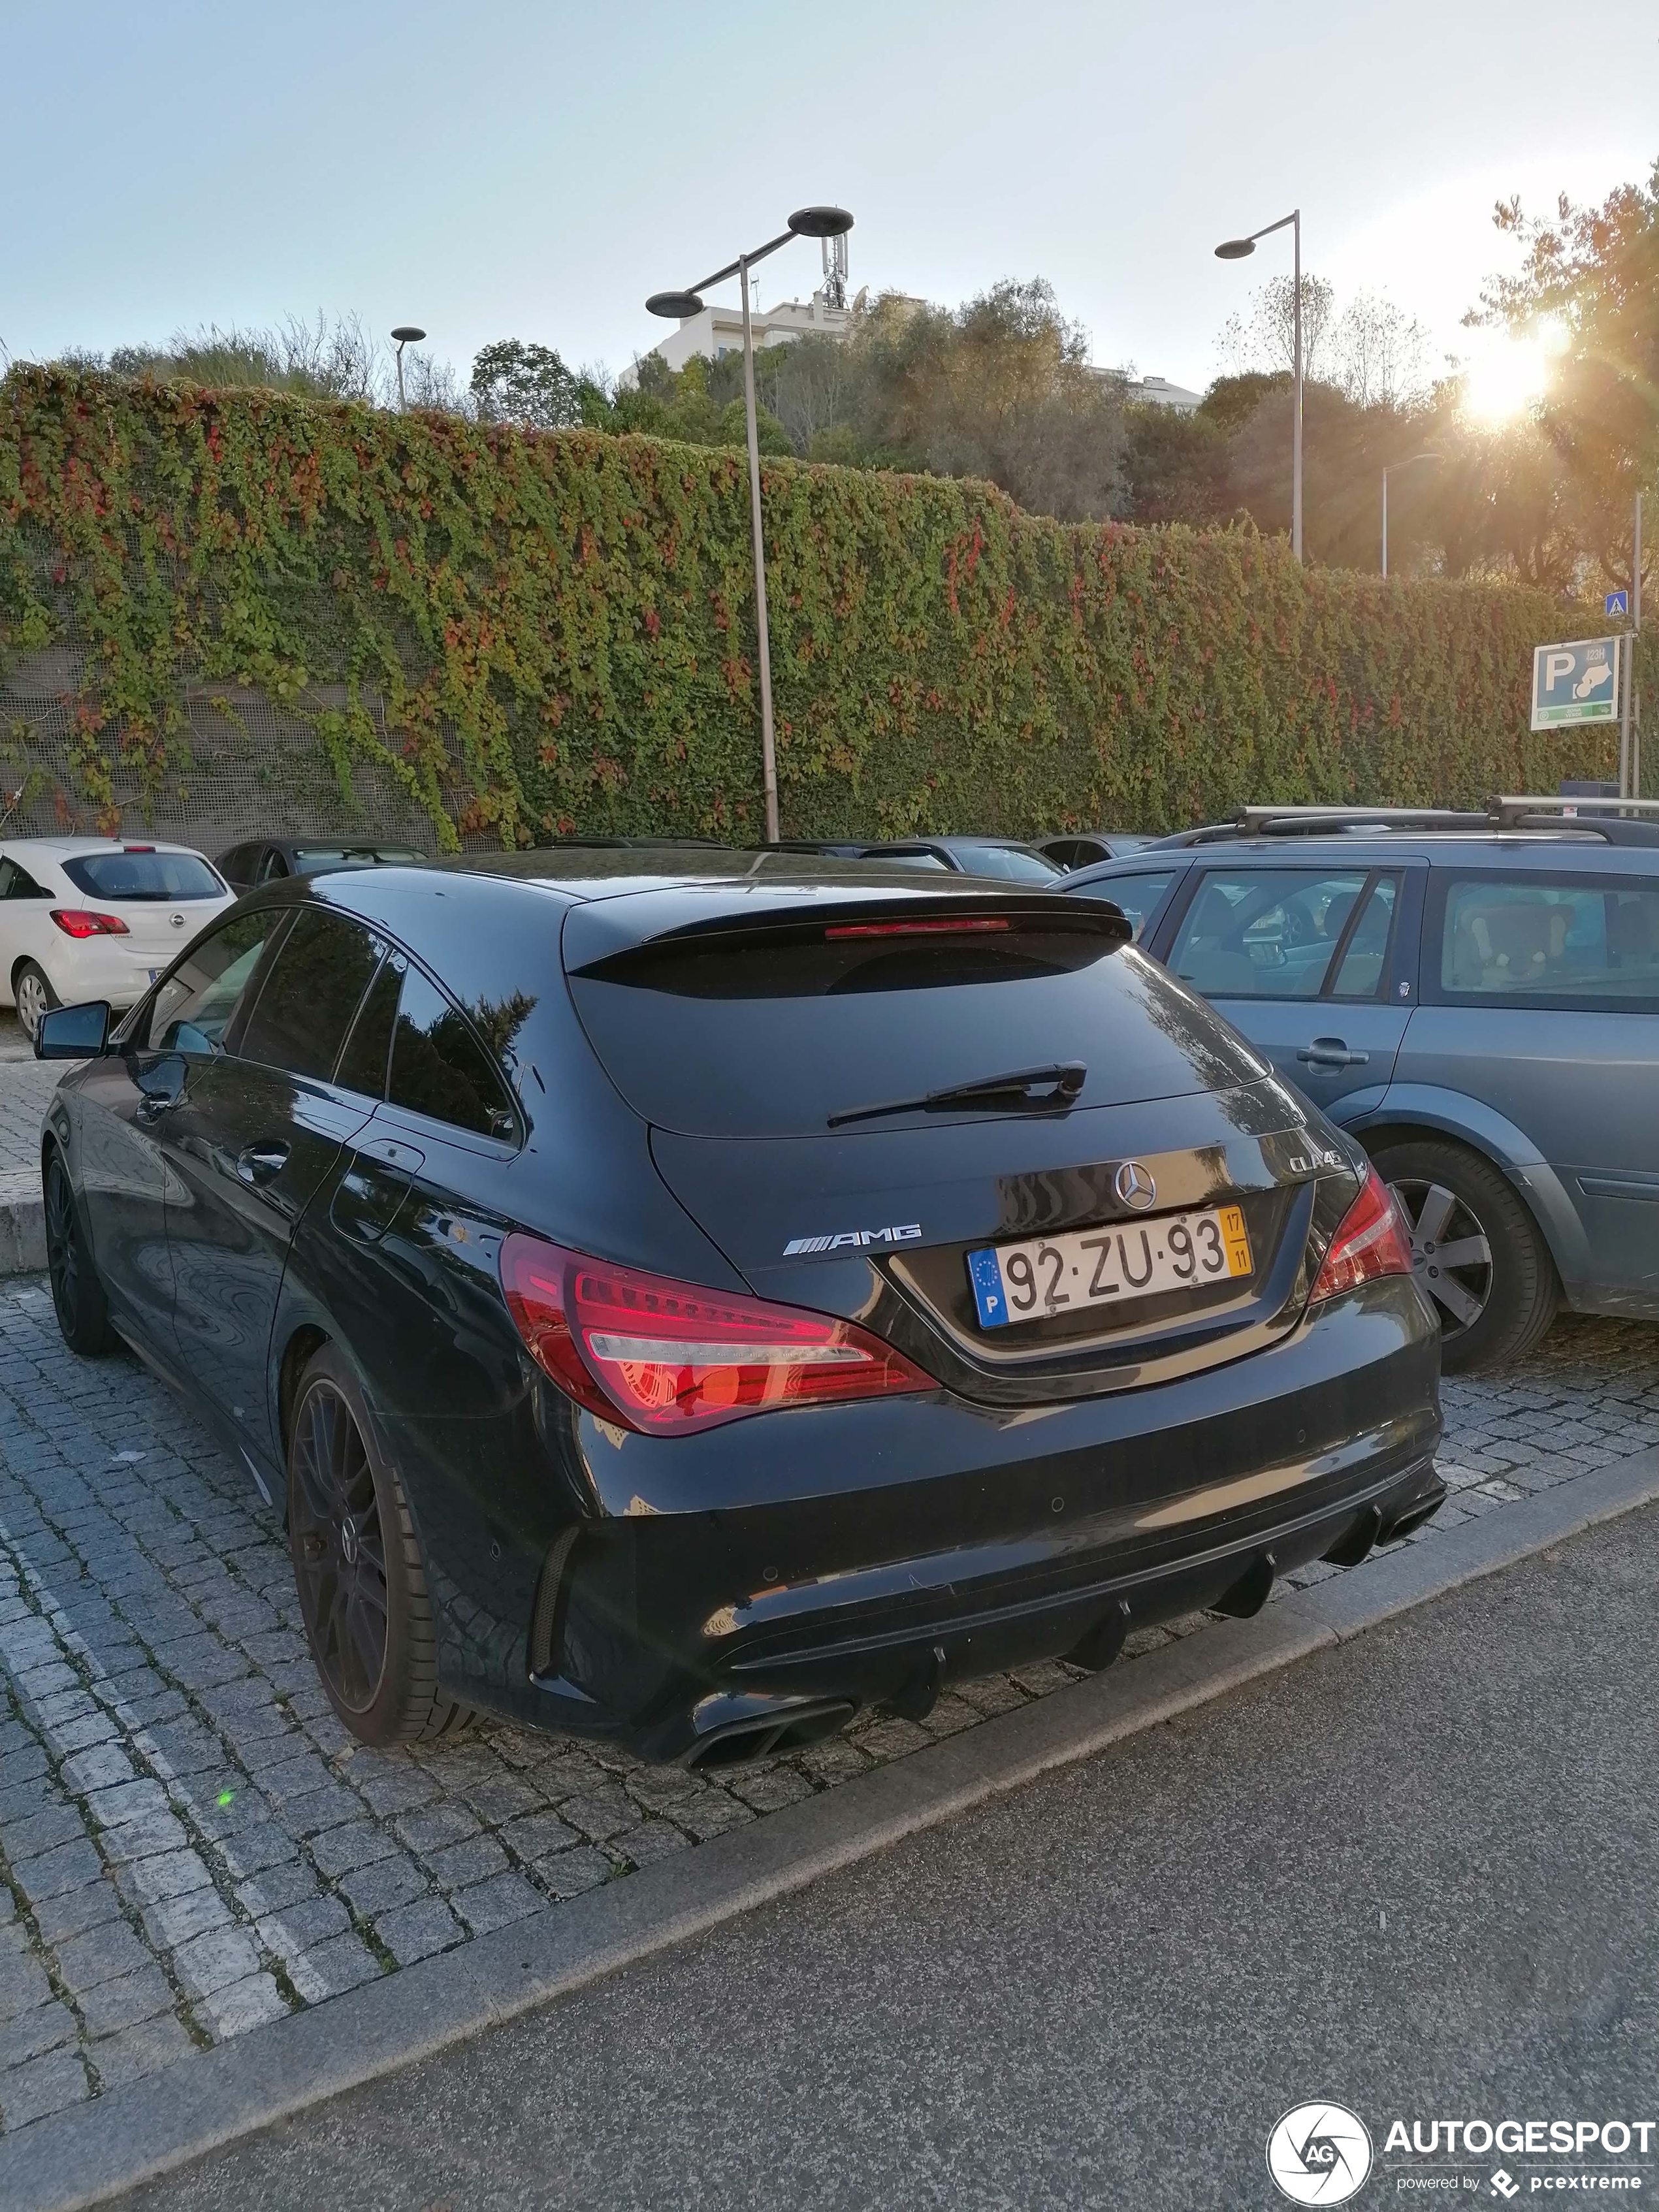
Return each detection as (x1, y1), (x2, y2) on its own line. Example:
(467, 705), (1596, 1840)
(1605, 590), (1629, 617)
(1532, 636), (1621, 729)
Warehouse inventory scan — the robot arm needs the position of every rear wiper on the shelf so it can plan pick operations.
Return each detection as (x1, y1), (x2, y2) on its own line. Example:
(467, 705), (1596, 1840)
(827, 1061), (1086, 1130)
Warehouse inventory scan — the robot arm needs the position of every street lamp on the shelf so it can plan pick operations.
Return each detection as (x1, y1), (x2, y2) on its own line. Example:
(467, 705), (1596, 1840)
(1216, 211), (1302, 562)
(391, 327), (426, 413)
(648, 206), (854, 844)
(1381, 452), (1442, 579)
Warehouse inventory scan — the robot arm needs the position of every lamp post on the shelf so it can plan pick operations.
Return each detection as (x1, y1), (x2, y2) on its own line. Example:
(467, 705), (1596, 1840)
(648, 206), (854, 844)
(1381, 452), (1442, 579)
(391, 326), (425, 412)
(1216, 211), (1302, 562)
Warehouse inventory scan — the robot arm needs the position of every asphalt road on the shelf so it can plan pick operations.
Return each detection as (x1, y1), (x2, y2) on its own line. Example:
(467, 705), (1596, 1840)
(123, 1509), (1659, 2212)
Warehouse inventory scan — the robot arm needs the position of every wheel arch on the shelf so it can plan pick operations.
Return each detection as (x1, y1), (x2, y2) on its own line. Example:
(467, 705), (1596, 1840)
(1354, 1094), (1589, 1299)
(276, 1323), (332, 1458)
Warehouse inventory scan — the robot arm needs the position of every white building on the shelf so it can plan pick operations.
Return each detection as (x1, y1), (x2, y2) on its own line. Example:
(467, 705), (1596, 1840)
(1122, 374), (1204, 413)
(647, 287), (853, 375)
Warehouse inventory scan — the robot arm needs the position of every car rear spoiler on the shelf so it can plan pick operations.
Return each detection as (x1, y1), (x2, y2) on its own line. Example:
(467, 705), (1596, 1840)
(564, 890), (1132, 976)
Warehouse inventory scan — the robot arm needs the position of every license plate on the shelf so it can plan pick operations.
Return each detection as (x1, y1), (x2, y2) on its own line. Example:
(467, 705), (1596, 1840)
(967, 1205), (1253, 1328)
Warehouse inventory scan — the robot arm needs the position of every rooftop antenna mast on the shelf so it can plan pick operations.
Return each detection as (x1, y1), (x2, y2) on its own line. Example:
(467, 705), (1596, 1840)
(821, 229), (849, 308)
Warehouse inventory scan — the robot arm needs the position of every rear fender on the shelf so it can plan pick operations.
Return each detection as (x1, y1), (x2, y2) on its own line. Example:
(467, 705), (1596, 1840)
(1345, 1082), (1590, 1296)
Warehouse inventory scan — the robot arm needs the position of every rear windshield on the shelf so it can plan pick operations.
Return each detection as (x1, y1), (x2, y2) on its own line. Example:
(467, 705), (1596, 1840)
(61, 852), (223, 901)
(956, 846), (1063, 884)
(568, 926), (1264, 1136)
(293, 848), (425, 873)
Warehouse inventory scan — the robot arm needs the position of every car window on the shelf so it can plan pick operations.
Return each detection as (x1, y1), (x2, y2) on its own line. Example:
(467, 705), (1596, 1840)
(144, 910), (287, 1055)
(1168, 870), (1370, 999)
(1330, 876), (1398, 998)
(1082, 869), (1174, 942)
(958, 846), (1063, 884)
(0, 858), (48, 899)
(334, 952), (402, 1098)
(1041, 839), (1106, 871)
(387, 964), (517, 1138)
(257, 849), (290, 883)
(235, 908), (385, 1082)
(61, 850), (223, 901)
(1438, 874), (1659, 1007)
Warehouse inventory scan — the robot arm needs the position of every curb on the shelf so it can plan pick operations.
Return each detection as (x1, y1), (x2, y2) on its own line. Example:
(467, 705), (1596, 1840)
(0, 1176), (44, 1275)
(5, 1445), (1659, 2211)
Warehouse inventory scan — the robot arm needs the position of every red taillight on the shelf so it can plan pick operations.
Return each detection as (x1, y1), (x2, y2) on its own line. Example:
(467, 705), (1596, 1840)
(49, 909), (129, 939)
(500, 1234), (935, 1434)
(1310, 1166), (1414, 1304)
(824, 918), (1010, 940)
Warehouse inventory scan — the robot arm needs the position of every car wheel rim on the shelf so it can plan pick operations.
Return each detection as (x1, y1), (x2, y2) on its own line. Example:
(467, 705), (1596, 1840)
(1389, 1178), (1494, 1341)
(291, 1383), (389, 1714)
(45, 1164), (79, 1334)
(17, 972), (46, 1036)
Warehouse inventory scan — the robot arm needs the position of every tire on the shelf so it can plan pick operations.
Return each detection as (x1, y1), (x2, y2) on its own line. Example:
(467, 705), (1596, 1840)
(44, 1150), (117, 1356)
(286, 1343), (474, 1746)
(14, 961), (57, 1041)
(1370, 1138), (1559, 1375)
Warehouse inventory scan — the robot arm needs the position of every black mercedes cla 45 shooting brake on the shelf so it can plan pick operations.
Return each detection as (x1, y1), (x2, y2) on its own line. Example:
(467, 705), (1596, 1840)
(35, 850), (1445, 1768)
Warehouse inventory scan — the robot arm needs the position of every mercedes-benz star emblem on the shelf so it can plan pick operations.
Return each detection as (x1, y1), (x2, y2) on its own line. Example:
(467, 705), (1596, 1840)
(1114, 1161), (1157, 1211)
(169, 912), (185, 927)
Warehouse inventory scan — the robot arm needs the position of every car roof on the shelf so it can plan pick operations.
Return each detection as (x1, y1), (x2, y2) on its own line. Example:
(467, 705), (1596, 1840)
(1062, 831), (1659, 887)
(0, 836), (208, 859)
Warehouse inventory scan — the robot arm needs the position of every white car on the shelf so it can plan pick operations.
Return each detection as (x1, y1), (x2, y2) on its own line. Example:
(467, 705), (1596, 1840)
(0, 837), (235, 1038)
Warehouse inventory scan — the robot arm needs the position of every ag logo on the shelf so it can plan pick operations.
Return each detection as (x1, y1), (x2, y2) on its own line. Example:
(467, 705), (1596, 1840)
(1266, 2102), (1374, 2205)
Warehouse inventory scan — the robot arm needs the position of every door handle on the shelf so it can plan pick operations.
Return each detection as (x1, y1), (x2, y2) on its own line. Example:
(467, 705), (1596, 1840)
(236, 1141), (291, 1187)
(1297, 1039), (1370, 1070)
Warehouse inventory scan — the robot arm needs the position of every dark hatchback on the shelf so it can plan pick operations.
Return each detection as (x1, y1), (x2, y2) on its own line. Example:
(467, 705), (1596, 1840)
(35, 851), (1444, 1767)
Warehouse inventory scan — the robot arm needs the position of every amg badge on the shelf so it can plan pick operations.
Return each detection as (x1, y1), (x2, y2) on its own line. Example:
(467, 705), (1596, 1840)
(783, 1224), (923, 1257)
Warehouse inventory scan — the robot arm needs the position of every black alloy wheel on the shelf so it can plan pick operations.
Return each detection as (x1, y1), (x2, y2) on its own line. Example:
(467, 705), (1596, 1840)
(285, 1345), (473, 1745)
(1390, 1176), (1494, 1344)
(289, 1378), (391, 1715)
(1371, 1137), (1558, 1376)
(44, 1151), (115, 1355)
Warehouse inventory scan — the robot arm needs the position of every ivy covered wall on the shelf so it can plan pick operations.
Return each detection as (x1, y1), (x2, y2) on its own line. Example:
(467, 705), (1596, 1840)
(0, 368), (1639, 849)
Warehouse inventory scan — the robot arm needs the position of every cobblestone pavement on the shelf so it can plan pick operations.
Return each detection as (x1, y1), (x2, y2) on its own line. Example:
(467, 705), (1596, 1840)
(1, 1272), (1656, 2137)
(0, 1048), (59, 1217)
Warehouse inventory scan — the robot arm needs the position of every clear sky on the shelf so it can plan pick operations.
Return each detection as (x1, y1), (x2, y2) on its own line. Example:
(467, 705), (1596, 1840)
(5, 0), (1655, 396)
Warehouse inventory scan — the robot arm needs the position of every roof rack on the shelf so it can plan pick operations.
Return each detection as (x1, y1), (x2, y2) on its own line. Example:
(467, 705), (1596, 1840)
(1237, 805), (1487, 835)
(1490, 795), (1659, 824)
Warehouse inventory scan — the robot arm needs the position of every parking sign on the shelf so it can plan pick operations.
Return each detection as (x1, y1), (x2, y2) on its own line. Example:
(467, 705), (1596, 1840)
(1531, 636), (1622, 729)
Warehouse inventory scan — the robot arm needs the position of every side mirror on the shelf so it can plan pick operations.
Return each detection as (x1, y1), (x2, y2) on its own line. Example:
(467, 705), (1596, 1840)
(35, 1001), (112, 1061)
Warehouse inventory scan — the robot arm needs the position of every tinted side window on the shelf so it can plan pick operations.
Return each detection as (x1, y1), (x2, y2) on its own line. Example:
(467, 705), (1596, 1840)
(334, 952), (400, 1098)
(1085, 869), (1174, 942)
(0, 858), (48, 899)
(236, 908), (383, 1081)
(257, 849), (290, 883)
(1438, 874), (1659, 1007)
(387, 966), (517, 1137)
(1330, 876), (1398, 998)
(146, 910), (286, 1055)
(1168, 870), (1370, 999)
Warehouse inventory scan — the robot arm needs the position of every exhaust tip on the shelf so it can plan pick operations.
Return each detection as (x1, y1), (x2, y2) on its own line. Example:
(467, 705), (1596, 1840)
(1377, 1478), (1447, 1545)
(685, 1700), (855, 1771)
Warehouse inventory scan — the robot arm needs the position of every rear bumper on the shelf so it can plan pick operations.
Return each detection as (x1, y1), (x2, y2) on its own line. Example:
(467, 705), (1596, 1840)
(409, 1274), (1442, 1763)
